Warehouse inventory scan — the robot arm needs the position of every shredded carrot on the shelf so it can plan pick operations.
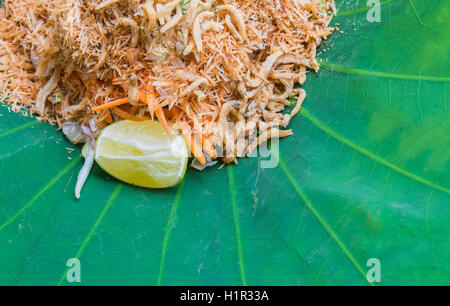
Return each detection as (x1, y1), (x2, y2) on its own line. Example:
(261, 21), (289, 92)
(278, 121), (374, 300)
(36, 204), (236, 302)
(165, 106), (182, 120)
(105, 112), (113, 124)
(202, 135), (217, 159)
(112, 107), (149, 121)
(129, 105), (139, 113)
(92, 97), (129, 112)
(182, 129), (206, 165)
(155, 107), (171, 138)
(150, 89), (171, 137)
(98, 121), (107, 129)
(138, 91), (147, 104)
(144, 92), (156, 120)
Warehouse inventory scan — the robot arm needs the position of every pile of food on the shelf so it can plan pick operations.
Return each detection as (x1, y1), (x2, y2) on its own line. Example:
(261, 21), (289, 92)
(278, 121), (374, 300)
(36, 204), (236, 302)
(1, 0), (336, 195)
(0, 0), (336, 160)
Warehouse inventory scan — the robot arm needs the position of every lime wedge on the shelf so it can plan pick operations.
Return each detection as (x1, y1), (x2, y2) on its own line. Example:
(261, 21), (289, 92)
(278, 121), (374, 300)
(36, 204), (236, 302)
(95, 120), (188, 189)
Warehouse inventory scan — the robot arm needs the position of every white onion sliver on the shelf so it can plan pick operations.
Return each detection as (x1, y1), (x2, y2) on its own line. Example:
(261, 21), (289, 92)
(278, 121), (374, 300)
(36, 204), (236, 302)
(75, 142), (94, 199)
(75, 126), (96, 199)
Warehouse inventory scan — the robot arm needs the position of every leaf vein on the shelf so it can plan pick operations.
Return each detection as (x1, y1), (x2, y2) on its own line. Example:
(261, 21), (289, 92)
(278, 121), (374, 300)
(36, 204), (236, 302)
(0, 121), (38, 139)
(300, 108), (450, 195)
(277, 155), (372, 285)
(320, 61), (450, 82)
(408, 0), (424, 25)
(0, 157), (80, 232)
(56, 184), (123, 286)
(227, 166), (247, 286)
(156, 181), (185, 286)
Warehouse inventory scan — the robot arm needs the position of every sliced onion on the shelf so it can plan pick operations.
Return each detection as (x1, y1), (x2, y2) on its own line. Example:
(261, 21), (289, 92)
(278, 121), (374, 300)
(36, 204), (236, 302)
(81, 125), (95, 149)
(75, 142), (94, 199)
(75, 125), (96, 199)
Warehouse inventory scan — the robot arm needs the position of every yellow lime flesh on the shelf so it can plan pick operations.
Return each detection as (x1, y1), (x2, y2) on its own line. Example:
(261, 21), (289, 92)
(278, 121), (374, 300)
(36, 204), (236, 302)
(95, 120), (188, 189)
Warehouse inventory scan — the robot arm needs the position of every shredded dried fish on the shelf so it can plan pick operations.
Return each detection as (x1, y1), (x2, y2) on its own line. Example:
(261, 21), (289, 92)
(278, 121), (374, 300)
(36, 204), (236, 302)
(0, 0), (336, 164)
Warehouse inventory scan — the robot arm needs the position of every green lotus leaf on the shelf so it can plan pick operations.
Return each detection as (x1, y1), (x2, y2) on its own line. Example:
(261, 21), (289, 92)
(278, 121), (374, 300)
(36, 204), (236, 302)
(0, 0), (448, 285)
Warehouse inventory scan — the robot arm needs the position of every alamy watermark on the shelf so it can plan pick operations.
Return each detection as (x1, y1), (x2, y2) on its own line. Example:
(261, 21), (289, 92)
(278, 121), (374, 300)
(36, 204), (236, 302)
(169, 115), (284, 169)
(64, 257), (380, 284)
(366, 258), (381, 283)
(165, 2), (384, 169)
(66, 258), (81, 283)
(367, 0), (381, 23)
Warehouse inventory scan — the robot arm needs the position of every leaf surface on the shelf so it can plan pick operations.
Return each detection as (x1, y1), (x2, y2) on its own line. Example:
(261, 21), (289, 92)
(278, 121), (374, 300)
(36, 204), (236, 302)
(0, 0), (449, 285)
